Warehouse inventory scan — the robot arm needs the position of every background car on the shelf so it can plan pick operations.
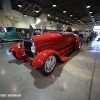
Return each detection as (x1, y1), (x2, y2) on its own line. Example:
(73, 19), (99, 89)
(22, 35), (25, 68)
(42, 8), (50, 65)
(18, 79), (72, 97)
(0, 27), (25, 42)
(79, 31), (91, 43)
(0, 27), (19, 42)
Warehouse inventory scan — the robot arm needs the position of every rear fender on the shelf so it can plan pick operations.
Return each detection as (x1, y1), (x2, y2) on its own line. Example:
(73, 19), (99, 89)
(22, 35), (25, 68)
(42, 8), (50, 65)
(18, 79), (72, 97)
(32, 49), (59, 68)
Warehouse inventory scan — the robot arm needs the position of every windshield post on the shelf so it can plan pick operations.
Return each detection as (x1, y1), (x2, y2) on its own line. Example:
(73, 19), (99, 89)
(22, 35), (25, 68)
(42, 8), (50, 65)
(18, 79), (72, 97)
(61, 25), (65, 34)
(40, 26), (43, 34)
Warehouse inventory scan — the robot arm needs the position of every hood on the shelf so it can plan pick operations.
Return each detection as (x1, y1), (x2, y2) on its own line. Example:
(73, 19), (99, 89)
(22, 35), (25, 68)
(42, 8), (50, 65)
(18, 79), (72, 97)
(31, 32), (61, 44)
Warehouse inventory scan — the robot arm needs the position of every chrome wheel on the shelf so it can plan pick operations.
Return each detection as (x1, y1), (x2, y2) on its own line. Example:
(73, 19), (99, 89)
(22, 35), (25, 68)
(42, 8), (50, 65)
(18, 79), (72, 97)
(44, 56), (56, 73)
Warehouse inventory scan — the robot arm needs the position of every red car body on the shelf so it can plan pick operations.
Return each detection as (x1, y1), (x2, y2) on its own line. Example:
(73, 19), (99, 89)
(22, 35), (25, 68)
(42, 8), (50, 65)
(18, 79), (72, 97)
(9, 32), (81, 76)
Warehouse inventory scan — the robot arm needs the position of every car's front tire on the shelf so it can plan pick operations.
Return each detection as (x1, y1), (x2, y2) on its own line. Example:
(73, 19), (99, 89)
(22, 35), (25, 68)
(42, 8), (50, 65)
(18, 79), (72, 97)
(39, 55), (56, 76)
(12, 51), (19, 60)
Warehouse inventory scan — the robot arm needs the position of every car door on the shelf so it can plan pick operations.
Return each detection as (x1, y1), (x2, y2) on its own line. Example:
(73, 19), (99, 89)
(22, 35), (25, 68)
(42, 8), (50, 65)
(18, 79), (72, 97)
(62, 32), (73, 48)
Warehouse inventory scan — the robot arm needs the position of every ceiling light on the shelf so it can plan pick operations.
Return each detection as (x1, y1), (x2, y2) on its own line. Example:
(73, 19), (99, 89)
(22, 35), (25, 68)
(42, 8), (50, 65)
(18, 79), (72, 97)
(66, 21), (68, 23)
(48, 14), (50, 16)
(63, 11), (66, 13)
(80, 21), (82, 23)
(89, 11), (93, 14)
(75, 17), (77, 19)
(36, 10), (39, 13)
(24, 15), (27, 17)
(89, 10), (93, 13)
(56, 16), (58, 19)
(18, 0), (22, 8)
(52, 5), (56, 7)
(86, 2), (91, 8)
(23, 14), (27, 17)
(70, 14), (73, 17)
(52, 0), (56, 7)
(78, 19), (80, 21)
(86, 5), (91, 8)
(35, 6), (39, 13)
(51, 21), (53, 22)
(91, 13), (94, 17)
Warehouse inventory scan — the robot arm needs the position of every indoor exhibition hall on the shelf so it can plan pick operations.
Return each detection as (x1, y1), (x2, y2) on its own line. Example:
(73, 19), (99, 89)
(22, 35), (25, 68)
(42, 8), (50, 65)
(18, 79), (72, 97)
(0, 0), (100, 100)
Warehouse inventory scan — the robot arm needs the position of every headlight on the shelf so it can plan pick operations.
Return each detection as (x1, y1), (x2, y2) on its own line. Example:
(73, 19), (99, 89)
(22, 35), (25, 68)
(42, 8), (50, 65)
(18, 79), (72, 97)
(31, 45), (36, 53)
(17, 43), (20, 48)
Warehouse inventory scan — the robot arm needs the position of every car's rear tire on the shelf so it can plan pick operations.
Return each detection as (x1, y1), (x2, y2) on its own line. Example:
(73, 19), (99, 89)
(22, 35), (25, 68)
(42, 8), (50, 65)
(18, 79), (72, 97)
(12, 51), (19, 60)
(39, 55), (56, 76)
(78, 41), (82, 51)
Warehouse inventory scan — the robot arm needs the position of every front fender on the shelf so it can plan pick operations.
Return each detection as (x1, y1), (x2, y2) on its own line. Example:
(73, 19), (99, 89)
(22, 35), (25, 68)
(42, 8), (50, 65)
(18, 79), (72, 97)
(9, 44), (25, 60)
(32, 49), (59, 68)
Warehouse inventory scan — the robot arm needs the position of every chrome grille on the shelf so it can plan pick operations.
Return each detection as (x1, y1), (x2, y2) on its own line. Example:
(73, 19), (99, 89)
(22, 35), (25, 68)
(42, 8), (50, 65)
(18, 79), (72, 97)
(24, 40), (34, 58)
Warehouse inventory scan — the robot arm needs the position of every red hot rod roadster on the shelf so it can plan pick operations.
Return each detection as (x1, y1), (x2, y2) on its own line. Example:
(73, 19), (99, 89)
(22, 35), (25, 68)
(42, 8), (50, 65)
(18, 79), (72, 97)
(9, 31), (82, 76)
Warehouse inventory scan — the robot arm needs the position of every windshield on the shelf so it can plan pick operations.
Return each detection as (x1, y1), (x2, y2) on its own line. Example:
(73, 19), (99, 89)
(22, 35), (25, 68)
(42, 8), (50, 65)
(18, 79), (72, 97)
(1, 27), (15, 32)
(6, 27), (15, 32)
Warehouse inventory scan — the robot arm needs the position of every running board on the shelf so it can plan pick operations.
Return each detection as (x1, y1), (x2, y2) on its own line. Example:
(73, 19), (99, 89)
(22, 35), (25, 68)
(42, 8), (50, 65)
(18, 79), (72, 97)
(65, 50), (77, 58)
